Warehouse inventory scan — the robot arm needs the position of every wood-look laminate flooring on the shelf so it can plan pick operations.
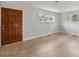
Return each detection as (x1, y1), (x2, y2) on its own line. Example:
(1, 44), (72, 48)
(0, 32), (79, 57)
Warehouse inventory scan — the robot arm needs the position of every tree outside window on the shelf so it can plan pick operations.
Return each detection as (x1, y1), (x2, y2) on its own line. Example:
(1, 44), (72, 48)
(39, 13), (55, 23)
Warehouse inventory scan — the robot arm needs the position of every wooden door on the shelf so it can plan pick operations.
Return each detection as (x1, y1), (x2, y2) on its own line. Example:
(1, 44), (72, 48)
(1, 7), (22, 46)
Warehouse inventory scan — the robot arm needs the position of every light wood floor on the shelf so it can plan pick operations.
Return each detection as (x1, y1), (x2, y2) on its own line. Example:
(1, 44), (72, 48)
(0, 32), (79, 57)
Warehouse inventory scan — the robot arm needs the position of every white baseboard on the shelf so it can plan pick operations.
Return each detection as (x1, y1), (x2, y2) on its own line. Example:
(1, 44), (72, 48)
(23, 32), (59, 41)
(23, 31), (79, 42)
(67, 32), (79, 36)
(60, 31), (79, 36)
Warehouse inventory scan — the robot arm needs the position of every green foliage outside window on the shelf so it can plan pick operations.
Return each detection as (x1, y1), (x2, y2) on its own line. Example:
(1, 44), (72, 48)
(39, 14), (55, 22)
(72, 15), (79, 21)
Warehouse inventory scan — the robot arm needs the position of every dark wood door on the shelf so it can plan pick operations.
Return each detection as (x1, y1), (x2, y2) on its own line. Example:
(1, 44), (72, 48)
(1, 7), (22, 46)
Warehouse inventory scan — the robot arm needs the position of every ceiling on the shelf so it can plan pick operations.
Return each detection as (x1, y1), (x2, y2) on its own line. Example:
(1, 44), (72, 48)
(24, 1), (79, 12)
(1, 1), (79, 12)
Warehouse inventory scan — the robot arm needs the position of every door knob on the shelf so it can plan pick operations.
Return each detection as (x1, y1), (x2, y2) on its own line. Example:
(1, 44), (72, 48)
(2, 25), (5, 30)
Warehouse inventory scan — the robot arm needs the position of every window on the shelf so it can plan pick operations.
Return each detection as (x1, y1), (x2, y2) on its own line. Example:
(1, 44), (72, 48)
(39, 13), (55, 23)
(71, 14), (79, 21)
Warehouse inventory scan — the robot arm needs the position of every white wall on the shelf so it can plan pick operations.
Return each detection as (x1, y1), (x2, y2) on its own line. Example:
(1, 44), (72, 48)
(0, 2), (60, 43)
(23, 9), (60, 41)
(61, 10), (79, 36)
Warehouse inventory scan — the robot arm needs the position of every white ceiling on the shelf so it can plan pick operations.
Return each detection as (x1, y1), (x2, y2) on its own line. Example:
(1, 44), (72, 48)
(24, 1), (79, 12)
(1, 1), (79, 12)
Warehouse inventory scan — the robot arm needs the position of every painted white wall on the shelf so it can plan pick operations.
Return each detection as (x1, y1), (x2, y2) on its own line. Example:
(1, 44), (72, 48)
(61, 10), (79, 36)
(0, 2), (60, 43)
(23, 9), (60, 41)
